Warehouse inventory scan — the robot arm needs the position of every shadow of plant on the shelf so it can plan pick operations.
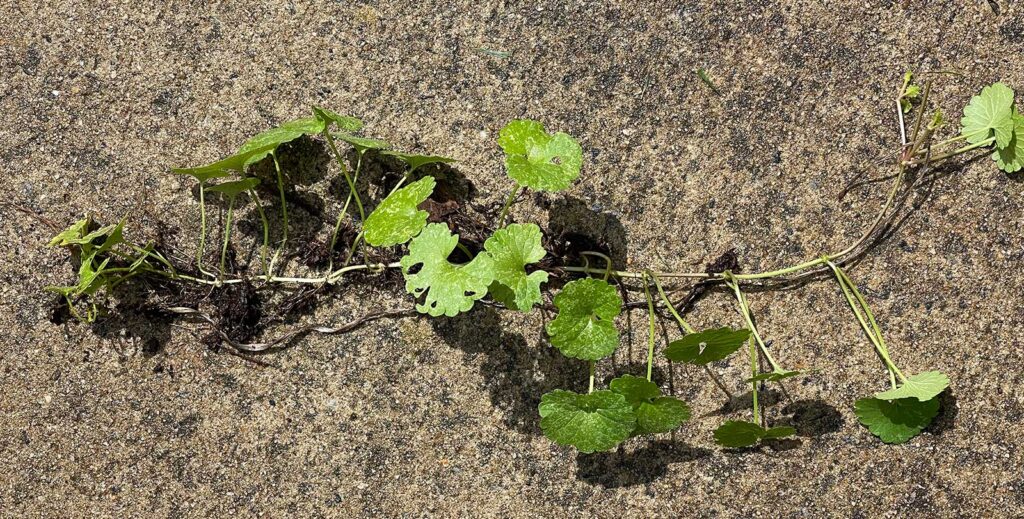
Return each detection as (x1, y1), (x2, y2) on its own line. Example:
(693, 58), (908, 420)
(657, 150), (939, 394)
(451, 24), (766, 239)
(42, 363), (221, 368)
(576, 440), (712, 488)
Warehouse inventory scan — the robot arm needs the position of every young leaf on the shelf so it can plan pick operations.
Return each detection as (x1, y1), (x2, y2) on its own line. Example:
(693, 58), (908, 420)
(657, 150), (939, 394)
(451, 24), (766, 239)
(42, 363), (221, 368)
(400, 223), (494, 317)
(713, 420), (764, 448)
(873, 371), (949, 402)
(609, 375), (690, 435)
(333, 133), (390, 154)
(205, 177), (261, 198)
(538, 389), (636, 453)
(48, 218), (90, 247)
(311, 106), (363, 132)
(483, 223), (548, 311)
(854, 396), (939, 444)
(364, 176), (436, 247)
(381, 151), (456, 172)
(993, 112), (1024, 173)
(664, 327), (751, 365)
(545, 278), (622, 361)
(713, 420), (795, 448)
(960, 82), (1015, 148)
(237, 117), (327, 167)
(498, 119), (583, 192)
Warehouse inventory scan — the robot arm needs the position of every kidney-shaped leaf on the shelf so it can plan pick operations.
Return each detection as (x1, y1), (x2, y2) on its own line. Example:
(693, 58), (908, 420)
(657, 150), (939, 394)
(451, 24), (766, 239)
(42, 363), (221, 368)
(483, 223), (548, 312)
(609, 375), (690, 435)
(400, 223), (494, 317)
(664, 327), (751, 365)
(538, 389), (636, 453)
(854, 396), (939, 444)
(498, 119), (582, 192)
(961, 82), (1015, 148)
(365, 176), (436, 247)
(874, 371), (949, 402)
(545, 278), (622, 361)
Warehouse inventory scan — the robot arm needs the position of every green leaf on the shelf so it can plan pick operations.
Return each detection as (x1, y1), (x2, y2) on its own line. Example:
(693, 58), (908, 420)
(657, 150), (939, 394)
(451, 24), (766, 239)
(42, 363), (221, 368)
(538, 389), (636, 453)
(746, 369), (801, 383)
(483, 223), (548, 311)
(713, 420), (764, 448)
(171, 154), (257, 182)
(205, 177), (261, 198)
(333, 132), (390, 154)
(238, 117), (327, 167)
(609, 374), (691, 434)
(498, 119), (583, 192)
(49, 218), (90, 247)
(713, 420), (795, 448)
(311, 106), (363, 132)
(400, 223), (494, 317)
(381, 151), (456, 172)
(545, 278), (622, 361)
(993, 112), (1024, 173)
(664, 327), (751, 365)
(960, 82), (1015, 148)
(364, 176), (435, 247)
(854, 396), (939, 444)
(873, 371), (949, 402)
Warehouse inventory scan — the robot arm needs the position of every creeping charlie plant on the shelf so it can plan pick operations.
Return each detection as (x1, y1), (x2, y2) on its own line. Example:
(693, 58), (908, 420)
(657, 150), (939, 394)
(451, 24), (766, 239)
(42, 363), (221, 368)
(49, 76), (1017, 451)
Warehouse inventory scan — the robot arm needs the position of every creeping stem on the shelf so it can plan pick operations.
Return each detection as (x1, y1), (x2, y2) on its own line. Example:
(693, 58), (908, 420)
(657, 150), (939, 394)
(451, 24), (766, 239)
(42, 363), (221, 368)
(825, 259), (905, 388)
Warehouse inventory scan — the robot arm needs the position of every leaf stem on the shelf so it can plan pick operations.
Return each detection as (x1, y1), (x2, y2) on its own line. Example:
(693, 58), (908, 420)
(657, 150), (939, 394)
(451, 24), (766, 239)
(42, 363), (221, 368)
(219, 196), (236, 280)
(906, 136), (995, 165)
(649, 272), (695, 333)
(496, 184), (523, 228)
(642, 272), (657, 382)
(249, 188), (270, 280)
(195, 181), (215, 278)
(323, 130), (366, 221)
(327, 151), (363, 274)
(724, 273), (784, 373)
(588, 361), (595, 394)
(749, 334), (760, 425)
(270, 152), (289, 276)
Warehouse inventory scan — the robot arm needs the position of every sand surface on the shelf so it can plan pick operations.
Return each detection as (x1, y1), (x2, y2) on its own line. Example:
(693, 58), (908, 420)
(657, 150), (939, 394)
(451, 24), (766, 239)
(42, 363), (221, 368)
(2, 1), (1024, 517)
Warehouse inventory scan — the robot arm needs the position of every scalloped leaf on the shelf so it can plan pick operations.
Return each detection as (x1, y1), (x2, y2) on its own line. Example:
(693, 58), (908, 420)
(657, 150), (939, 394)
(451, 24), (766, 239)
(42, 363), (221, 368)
(364, 176), (436, 247)
(498, 119), (583, 192)
(664, 327), (751, 365)
(993, 112), (1024, 173)
(961, 82), (1015, 148)
(854, 396), (939, 444)
(538, 389), (636, 453)
(874, 371), (949, 402)
(713, 420), (795, 448)
(483, 223), (548, 312)
(400, 223), (494, 317)
(609, 375), (690, 435)
(545, 278), (622, 361)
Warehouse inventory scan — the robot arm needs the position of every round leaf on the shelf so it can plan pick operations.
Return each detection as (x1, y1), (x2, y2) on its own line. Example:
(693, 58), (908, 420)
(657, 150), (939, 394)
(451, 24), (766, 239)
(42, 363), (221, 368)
(608, 374), (661, 404)
(993, 112), (1024, 173)
(635, 397), (691, 435)
(538, 390), (635, 453)
(545, 278), (622, 361)
(854, 396), (939, 444)
(713, 420), (764, 448)
(400, 223), (494, 317)
(873, 371), (949, 402)
(364, 176), (436, 247)
(960, 82), (1015, 148)
(483, 223), (548, 311)
(664, 327), (751, 365)
(498, 119), (583, 192)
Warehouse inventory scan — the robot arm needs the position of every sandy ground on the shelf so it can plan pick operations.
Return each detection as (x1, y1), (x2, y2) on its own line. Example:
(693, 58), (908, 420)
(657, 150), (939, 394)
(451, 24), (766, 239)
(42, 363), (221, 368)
(2, 1), (1024, 517)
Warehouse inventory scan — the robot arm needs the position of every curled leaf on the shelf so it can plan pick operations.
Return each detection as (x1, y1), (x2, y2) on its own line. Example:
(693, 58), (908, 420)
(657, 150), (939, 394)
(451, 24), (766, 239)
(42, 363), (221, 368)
(483, 223), (548, 311)
(365, 176), (435, 247)
(874, 371), (949, 402)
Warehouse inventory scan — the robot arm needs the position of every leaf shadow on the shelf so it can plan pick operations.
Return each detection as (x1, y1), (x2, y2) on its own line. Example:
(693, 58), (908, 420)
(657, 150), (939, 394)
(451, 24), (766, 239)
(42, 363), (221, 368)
(924, 389), (958, 436)
(429, 306), (582, 434)
(779, 399), (844, 437)
(575, 440), (711, 488)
